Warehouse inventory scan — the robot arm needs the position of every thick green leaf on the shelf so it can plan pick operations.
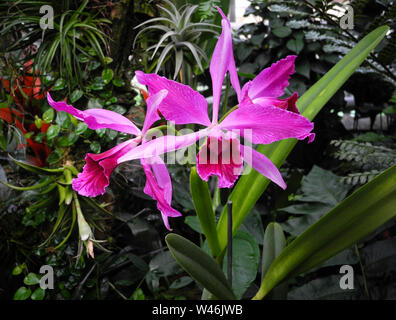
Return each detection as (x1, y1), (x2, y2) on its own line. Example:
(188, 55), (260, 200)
(13, 287), (31, 300)
(31, 287), (45, 300)
(165, 233), (236, 300)
(52, 78), (66, 91)
(288, 275), (360, 300)
(190, 167), (221, 257)
(286, 38), (304, 53)
(9, 155), (64, 175)
(24, 273), (41, 285)
(279, 166), (351, 236)
(261, 223), (286, 280)
(70, 89), (83, 103)
(75, 122), (88, 135)
(0, 176), (52, 191)
(272, 26), (292, 38)
(216, 25), (390, 256)
(102, 68), (114, 85)
(222, 231), (260, 299)
(253, 163), (396, 299)
(12, 264), (26, 276)
(46, 124), (61, 140)
(261, 222), (288, 299)
(42, 108), (55, 123)
(149, 250), (182, 277)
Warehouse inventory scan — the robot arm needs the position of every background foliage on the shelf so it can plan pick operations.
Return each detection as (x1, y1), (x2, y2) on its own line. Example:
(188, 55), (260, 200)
(0, 0), (395, 300)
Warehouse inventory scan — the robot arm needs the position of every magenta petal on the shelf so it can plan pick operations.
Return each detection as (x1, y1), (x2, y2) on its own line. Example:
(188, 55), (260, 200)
(118, 129), (209, 163)
(196, 133), (243, 188)
(142, 89), (168, 134)
(141, 158), (182, 230)
(47, 93), (141, 136)
(245, 55), (296, 100)
(72, 155), (111, 197)
(135, 71), (211, 126)
(251, 92), (300, 114)
(240, 144), (286, 190)
(72, 139), (140, 197)
(210, 7), (241, 123)
(219, 104), (314, 145)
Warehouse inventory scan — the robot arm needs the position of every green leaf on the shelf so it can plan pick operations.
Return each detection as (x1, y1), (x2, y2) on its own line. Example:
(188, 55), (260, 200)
(279, 166), (351, 236)
(43, 108), (55, 123)
(112, 78), (125, 87)
(286, 38), (304, 53)
(184, 215), (203, 234)
(107, 104), (126, 114)
(272, 26), (292, 38)
(297, 166), (350, 205)
(190, 167), (221, 257)
(87, 97), (104, 109)
(46, 124), (61, 140)
(261, 223), (286, 279)
(9, 155), (64, 175)
(90, 141), (101, 153)
(149, 250), (182, 277)
(88, 60), (101, 71)
(55, 111), (71, 128)
(104, 57), (113, 65)
(288, 275), (360, 300)
(0, 176), (52, 191)
(222, 231), (260, 299)
(216, 25), (390, 258)
(165, 233), (236, 300)
(254, 163), (396, 299)
(56, 132), (78, 147)
(169, 276), (193, 289)
(31, 287), (45, 300)
(13, 287), (31, 300)
(75, 122), (88, 135)
(52, 78), (66, 91)
(12, 264), (26, 276)
(102, 68), (114, 85)
(130, 288), (145, 300)
(24, 273), (41, 285)
(261, 222), (288, 299)
(70, 89), (83, 103)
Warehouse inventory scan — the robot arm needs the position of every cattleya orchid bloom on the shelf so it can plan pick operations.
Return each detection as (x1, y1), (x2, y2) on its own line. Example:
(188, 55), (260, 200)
(47, 91), (181, 230)
(118, 7), (315, 189)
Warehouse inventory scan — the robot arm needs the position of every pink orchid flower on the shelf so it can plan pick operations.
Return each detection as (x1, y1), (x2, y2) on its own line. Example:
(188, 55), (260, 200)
(117, 7), (315, 189)
(47, 91), (181, 230)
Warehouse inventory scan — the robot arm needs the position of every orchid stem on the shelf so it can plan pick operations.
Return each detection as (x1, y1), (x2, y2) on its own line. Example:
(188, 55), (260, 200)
(227, 200), (233, 287)
(219, 105), (238, 124)
(146, 125), (181, 137)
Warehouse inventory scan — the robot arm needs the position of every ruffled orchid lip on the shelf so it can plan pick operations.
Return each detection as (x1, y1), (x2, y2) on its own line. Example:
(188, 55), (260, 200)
(72, 138), (141, 197)
(196, 132), (243, 188)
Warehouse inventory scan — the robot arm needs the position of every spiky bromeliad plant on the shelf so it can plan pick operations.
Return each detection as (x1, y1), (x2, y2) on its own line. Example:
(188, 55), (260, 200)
(0, 0), (111, 90)
(133, 0), (220, 80)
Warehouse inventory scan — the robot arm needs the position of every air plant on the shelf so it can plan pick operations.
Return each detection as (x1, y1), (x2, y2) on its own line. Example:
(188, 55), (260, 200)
(133, 0), (220, 80)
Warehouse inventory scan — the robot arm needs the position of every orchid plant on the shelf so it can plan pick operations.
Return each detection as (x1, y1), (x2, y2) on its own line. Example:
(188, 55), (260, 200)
(48, 7), (314, 234)
(45, 7), (394, 300)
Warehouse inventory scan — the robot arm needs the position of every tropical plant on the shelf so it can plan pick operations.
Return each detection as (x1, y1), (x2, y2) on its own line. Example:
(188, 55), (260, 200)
(133, 0), (219, 80)
(0, 0), (111, 91)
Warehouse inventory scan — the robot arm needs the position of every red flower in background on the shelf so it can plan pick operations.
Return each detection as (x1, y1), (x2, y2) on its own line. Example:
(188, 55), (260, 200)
(0, 60), (51, 166)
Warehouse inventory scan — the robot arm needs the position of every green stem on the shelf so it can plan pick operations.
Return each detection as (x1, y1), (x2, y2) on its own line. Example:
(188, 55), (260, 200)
(355, 244), (370, 299)
(219, 105), (238, 124)
(145, 124), (181, 137)
(227, 201), (233, 287)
